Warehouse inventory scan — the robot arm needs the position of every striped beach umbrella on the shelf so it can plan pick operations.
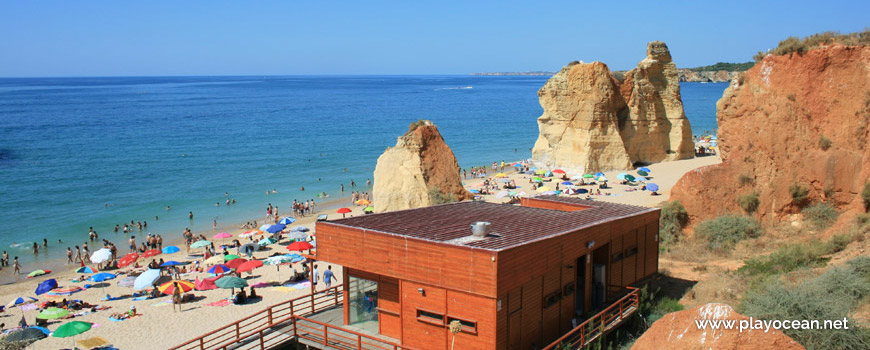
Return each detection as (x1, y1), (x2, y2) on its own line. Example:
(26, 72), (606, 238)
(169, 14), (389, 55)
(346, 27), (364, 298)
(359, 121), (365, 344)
(7, 296), (37, 308)
(157, 280), (195, 295)
(208, 264), (232, 274)
(38, 307), (69, 320)
(75, 266), (96, 274)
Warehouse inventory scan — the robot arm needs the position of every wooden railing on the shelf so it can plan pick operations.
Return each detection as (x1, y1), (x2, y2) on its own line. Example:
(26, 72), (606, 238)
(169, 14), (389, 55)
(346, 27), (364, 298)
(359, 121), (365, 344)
(542, 286), (640, 350)
(291, 315), (410, 350)
(170, 285), (343, 350)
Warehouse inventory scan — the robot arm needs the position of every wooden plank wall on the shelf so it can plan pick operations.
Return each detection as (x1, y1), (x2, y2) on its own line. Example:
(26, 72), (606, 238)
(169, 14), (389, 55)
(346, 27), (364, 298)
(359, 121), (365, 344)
(316, 224), (499, 298)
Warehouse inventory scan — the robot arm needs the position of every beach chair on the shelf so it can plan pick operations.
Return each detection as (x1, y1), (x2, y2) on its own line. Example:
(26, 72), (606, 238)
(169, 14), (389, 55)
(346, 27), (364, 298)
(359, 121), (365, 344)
(316, 214), (328, 221)
(76, 336), (110, 349)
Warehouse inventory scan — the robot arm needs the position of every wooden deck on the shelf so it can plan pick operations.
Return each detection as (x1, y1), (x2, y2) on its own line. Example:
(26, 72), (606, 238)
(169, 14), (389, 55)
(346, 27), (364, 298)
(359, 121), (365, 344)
(541, 287), (641, 349)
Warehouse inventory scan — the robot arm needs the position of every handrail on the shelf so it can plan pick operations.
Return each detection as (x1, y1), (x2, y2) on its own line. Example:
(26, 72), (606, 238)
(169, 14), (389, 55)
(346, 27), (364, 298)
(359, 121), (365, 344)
(170, 285), (343, 350)
(542, 286), (640, 350)
(291, 314), (412, 350)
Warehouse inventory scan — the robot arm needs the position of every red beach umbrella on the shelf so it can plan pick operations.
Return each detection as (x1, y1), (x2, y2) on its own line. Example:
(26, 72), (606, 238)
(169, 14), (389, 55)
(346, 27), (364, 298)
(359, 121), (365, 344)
(157, 280), (195, 295)
(286, 241), (314, 252)
(141, 249), (160, 258)
(336, 207), (352, 218)
(236, 260), (264, 273)
(117, 253), (139, 268)
(225, 258), (249, 270)
(552, 169), (566, 174)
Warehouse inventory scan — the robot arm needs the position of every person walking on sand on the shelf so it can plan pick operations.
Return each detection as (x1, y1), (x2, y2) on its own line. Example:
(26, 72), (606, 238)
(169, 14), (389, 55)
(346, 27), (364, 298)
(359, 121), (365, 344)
(73, 246), (81, 264)
(13, 257), (20, 275)
(172, 282), (183, 312)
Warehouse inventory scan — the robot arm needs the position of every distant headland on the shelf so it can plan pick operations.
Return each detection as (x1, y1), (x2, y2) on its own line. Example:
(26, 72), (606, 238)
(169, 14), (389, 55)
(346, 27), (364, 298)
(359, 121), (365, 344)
(471, 61), (754, 82)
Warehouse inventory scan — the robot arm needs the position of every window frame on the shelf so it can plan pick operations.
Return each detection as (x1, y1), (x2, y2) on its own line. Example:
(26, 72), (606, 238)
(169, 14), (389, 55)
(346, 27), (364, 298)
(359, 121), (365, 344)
(416, 308), (446, 326)
(446, 316), (479, 335)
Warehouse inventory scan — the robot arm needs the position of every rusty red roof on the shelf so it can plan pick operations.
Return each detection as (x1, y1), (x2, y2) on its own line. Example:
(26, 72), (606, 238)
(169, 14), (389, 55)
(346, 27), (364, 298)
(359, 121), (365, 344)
(325, 195), (657, 251)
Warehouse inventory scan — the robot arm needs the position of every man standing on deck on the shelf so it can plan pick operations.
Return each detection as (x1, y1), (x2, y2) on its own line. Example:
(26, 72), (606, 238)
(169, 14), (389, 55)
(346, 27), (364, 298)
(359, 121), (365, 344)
(323, 265), (337, 294)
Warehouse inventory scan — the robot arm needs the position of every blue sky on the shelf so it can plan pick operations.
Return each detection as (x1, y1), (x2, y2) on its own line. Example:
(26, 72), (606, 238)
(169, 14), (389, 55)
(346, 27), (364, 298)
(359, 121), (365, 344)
(0, 1), (867, 76)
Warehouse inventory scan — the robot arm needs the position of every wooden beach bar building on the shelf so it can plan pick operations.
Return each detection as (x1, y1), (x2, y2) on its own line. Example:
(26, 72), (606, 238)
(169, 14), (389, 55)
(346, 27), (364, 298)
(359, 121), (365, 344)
(314, 195), (660, 349)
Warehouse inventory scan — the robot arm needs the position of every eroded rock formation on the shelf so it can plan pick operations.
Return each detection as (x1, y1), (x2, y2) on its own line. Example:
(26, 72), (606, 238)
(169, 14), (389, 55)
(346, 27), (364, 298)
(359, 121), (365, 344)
(632, 303), (805, 350)
(373, 121), (472, 213)
(671, 45), (870, 223)
(532, 41), (694, 173)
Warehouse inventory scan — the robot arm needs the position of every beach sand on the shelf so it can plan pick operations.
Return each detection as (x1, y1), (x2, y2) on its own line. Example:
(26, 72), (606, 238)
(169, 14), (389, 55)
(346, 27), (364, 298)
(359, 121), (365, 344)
(0, 154), (719, 349)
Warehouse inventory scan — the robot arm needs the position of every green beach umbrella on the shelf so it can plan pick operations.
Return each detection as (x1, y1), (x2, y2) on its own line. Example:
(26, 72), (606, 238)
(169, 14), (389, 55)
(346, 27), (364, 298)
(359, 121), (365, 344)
(28, 270), (50, 278)
(223, 254), (240, 262)
(364, 206), (374, 212)
(52, 321), (92, 338)
(215, 276), (248, 289)
(624, 174), (636, 182)
(637, 170), (649, 177)
(190, 240), (211, 249)
(532, 177), (543, 182)
(582, 174), (594, 179)
(38, 307), (69, 320)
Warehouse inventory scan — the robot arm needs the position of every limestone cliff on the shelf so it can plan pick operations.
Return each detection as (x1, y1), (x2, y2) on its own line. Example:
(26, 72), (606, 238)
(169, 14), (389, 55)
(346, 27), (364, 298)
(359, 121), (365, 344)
(677, 69), (739, 82)
(671, 44), (870, 223)
(632, 303), (804, 350)
(373, 121), (473, 213)
(532, 41), (694, 172)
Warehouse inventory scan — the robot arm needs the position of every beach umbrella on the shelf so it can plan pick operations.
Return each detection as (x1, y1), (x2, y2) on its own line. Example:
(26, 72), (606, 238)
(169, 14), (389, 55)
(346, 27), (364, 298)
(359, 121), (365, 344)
(117, 276), (136, 288)
(259, 224), (272, 231)
(35, 279), (58, 295)
(364, 206), (374, 212)
(264, 255), (297, 266)
(337, 207), (352, 218)
(213, 233), (232, 240)
(561, 181), (574, 186)
(291, 226), (310, 232)
(6, 296), (37, 309)
(215, 276), (248, 289)
(534, 169), (547, 175)
(141, 249), (160, 258)
(46, 286), (83, 297)
(616, 173), (629, 180)
(160, 260), (183, 267)
(162, 246), (180, 254)
(88, 272), (117, 282)
(528, 167), (538, 171)
(495, 190), (509, 199)
(355, 199), (371, 205)
(532, 177), (543, 182)
(38, 307), (69, 320)
(498, 178), (512, 183)
(258, 237), (277, 246)
(552, 169), (566, 174)
(118, 253), (139, 268)
(236, 260), (264, 273)
(596, 176), (608, 182)
(157, 280), (195, 295)
(536, 186), (552, 192)
(647, 183), (660, 192)
(286, 241), (314, 251)
(638, 167), (651, 173)
(223, 254), (240, 262)
(133, 269), (161, 290)
(240, 230), (261, 238)
(468, 189), (480, 194)
(635, 176), (647, 182)
(513, 162), (523, 167)
(637, 170), (649, 177)
(544, 171), (554, 177)
(27, 270), (51, 278)
(90, 249), (112, 263)
(494, 173), (508, 178)
(576, 188), (589, 194)
(624, 174), (636, 182)
(208, 264), (232, 274)
(288, 231), (308, 241)
(52, 321), (92, 339)
(75, 266), (96, 274)
(279, 217), (296, 225)
(204, 256), (225, 265)
(190, 240), (211, 249)
(225, 258), (248, 269)
(266, 224), (286, 233)
(594, 172), (605, 177)
(4, 328), (47, 342)
(583, 174), (594, 179)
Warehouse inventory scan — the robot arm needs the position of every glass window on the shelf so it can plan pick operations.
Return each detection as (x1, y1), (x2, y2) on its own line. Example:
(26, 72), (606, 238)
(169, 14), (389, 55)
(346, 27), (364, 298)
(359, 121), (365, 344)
(416, 309), (445, 326)
(447, 317), (478, 334)
(348, 276), (378, 333)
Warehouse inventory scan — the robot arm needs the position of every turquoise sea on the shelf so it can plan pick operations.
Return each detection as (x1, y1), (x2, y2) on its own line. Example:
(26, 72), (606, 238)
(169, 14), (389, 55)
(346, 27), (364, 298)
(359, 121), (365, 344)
(0, 76), (727, 274)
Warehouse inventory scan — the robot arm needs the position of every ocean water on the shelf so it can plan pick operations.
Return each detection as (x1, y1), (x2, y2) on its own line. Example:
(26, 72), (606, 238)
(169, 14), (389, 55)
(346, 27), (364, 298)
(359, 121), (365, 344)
(0, 76), (726, 271)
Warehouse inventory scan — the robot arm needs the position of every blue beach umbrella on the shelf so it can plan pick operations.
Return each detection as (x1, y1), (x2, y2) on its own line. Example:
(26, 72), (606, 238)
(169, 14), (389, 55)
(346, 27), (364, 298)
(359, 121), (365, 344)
(594, 172), (605, 177)
(160, 260), (183, 267)
(259, 224), (271, 231)
(561, 181), (574, 186)
(468, 189), (480, 194)
(35, 279), (58, 296)
(162, 246), (180, 254)
(616, 173), (629, 180)
(88, 273), (117, 282)
(75, 266), (96, 274)
(208, 264), (232, 274)
(635, 176), (647, 182)
(647, 183), (660, 192)
(133, 269), (161, 290)
(638, 167), (651, 173)
(279, 217), (296, 225)
(6, 296), (37, 308)
(576, 188), (589, 194)
(266, 224), (286, 233)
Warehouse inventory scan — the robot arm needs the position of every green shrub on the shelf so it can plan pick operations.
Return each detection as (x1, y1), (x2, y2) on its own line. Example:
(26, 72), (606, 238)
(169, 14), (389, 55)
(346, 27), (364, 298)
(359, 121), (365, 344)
(427, 186), (455, 204)
(738, 174), (754, 186)
(802, 202), (839, 230)
(819, 135), (832, 150)
(694, 214), (762, 251)
(754, 30), (870, 62)
(740, 241), (831, 276)
(659, 201), (689, 246)
(823, 184), (835, 199)
(862, 183), (870, 211)
(741, 257), (870, 349)
(737, 193), (760, 214)
(789, 182), (810, 206)
(408, 119), (429, 132)
(787, 93), (796, 102)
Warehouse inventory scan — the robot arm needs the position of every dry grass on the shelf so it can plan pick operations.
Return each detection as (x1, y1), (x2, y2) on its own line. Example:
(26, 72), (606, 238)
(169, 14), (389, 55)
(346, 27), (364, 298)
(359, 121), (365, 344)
(754, 29), (870, 61)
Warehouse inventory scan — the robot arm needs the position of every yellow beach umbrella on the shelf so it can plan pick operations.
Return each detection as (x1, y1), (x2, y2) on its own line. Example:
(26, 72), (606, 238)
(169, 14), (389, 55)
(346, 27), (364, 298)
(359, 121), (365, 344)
(355, 199), (371, 205)
(204, 256), (225, 265)
(536, 186), (551, 192)
(494, 173), (508, 178)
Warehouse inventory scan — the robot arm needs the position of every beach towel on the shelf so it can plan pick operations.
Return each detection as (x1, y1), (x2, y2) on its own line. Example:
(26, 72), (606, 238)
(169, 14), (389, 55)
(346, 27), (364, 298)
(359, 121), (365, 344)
(206, 299), (232, 307)
(150, 299), (172, 307)
(131, 296), (149, 301)
(283, 281), (311, 290)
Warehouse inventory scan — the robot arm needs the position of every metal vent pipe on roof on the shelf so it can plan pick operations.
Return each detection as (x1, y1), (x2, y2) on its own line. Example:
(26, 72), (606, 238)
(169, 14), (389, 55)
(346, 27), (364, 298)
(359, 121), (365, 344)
(470, 221), (491, 237)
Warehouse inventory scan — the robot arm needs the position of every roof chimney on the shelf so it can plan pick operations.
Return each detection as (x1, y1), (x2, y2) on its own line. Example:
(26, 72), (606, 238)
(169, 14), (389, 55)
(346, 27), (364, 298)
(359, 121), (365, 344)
(470, 221), (491, 237)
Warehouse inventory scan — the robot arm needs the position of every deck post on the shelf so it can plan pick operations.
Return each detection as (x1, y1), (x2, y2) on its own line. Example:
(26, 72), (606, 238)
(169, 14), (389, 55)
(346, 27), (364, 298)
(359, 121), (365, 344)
(235, 323), (240, 341)
(268, 308), (273, 325)
(259, 330), (265, 349)
(323, 324), (329, 346)
(199, 337), (204, 350)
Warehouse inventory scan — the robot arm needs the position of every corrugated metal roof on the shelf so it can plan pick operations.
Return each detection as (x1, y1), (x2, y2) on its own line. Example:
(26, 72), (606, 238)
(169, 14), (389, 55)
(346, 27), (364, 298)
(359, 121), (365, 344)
(326, 196), (657, 251)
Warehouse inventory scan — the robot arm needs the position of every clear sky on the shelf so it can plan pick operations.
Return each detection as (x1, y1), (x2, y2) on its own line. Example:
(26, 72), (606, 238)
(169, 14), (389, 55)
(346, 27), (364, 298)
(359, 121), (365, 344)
(1, 0), (867, 77)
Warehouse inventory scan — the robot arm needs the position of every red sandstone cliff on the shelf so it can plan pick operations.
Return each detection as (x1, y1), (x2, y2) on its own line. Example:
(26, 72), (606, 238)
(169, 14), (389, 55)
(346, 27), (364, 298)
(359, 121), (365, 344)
(671, 45), (870, 223)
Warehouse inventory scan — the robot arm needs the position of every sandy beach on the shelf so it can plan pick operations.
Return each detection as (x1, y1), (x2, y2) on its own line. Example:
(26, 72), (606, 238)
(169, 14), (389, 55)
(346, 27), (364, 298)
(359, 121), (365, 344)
(0, 152), (719, 349)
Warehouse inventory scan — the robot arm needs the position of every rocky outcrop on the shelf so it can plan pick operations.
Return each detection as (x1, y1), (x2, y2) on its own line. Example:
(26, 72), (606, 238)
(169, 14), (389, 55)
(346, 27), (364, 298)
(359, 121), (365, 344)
(671, 45), (870, 223)
(373, 121), (473, 213)
(532, 41), (694, 173)
(632, 303), (805, 350)
(677, 69), (739, 82)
